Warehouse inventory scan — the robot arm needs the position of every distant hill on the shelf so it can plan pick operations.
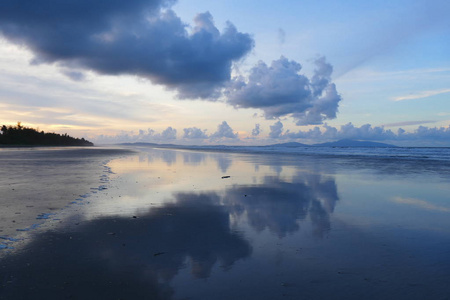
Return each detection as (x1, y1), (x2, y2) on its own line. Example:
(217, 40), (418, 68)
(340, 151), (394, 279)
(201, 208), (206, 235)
(313, 139), (396, 147)
(120, 140), (397, 149)
(267, 142), (310, 147)
(267, 140), (396, 148)
(121, 142), (159, 147)
(120, 142), (178, 147)
(0, 123), (93, 146)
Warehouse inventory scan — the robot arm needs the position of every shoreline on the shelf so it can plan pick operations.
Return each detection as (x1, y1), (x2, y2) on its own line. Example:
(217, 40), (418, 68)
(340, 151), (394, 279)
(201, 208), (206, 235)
(0, 147), (133, 247)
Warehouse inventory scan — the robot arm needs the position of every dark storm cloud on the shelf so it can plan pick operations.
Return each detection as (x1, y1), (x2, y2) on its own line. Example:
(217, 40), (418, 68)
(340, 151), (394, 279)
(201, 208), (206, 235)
(0, 0), (254, 99)
(226, 56), (342, 125)
(0, 0), (344, 124)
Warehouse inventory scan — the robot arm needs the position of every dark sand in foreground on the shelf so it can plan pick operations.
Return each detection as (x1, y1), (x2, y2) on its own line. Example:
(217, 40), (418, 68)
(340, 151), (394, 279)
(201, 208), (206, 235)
(1, 146), (450, 299)
(0, 147), (132, 239)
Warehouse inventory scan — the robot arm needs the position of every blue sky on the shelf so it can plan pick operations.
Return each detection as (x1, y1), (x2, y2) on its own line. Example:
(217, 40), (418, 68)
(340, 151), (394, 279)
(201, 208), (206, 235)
(0, 0), (449, 145)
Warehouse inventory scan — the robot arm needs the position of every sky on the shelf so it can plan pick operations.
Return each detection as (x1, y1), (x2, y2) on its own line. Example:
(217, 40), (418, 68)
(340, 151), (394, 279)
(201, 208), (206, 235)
(0, 0), (449, 146)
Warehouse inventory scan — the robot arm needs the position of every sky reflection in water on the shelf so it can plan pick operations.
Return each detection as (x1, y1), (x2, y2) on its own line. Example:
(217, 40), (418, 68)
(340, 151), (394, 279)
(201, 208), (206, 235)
(2, 147), (450, 299)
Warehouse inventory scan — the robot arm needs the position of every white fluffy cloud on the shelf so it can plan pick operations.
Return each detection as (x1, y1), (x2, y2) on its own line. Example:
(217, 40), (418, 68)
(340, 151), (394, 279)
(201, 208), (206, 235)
(91, 121), (240, 144)
(210, 121), (238, 140)
(90, 121), (450, 146)
(94, 126), (177, 144)
(226, 56), (342, 125)
(269, 121), (284, 139)
(160, 127), (177, 140)
(269, 121), (450, 143)
(183, 127), (208, 139)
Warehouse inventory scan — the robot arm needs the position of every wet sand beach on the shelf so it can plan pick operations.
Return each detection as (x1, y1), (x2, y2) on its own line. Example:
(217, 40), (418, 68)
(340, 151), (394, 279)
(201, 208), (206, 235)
(0, 147), (133, 241)
(1, 146), (450, 299)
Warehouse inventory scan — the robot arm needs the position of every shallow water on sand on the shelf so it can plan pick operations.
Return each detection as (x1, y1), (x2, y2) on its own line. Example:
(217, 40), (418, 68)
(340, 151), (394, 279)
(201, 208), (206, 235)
(1, 146), (450, 299)
(0, 147), (133, 239)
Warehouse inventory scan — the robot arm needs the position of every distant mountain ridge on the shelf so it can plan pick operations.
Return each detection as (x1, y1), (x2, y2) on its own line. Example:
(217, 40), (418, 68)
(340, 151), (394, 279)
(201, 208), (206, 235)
(269, 139), (396, 148)
(313, 139), (396, 147)
(121, 139), (397, 149)
(267, 142), (310, 147)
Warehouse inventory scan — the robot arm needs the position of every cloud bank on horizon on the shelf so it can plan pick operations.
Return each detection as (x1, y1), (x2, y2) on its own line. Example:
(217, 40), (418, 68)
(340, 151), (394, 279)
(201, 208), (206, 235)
(269, 121), (450, 145)
(92, 121), (450, 146)
(96, 120), (238, 144)
(0, 0), (342, 126)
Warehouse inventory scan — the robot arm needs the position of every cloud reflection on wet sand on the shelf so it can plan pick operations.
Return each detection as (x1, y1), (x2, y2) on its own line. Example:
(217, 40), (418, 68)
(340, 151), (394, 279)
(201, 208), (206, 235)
(2, 147), (450, 299)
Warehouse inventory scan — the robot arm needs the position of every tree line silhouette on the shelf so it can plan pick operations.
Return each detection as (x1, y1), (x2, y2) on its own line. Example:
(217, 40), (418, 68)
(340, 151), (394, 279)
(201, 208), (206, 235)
(0, 122), (93, 146)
